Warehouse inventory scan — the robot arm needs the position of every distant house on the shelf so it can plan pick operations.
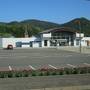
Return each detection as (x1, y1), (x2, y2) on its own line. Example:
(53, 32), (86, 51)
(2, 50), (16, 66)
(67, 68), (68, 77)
(0, 27), (90, 48)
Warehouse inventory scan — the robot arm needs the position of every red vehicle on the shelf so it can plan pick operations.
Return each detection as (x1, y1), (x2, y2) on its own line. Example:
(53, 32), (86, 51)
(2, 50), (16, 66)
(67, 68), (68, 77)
(7, 44), (13, 50)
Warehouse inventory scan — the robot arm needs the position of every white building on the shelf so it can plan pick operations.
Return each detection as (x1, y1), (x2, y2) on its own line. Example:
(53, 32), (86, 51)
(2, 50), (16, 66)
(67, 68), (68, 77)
(0, 27), (90, 48)
(0, 36), (41, 48)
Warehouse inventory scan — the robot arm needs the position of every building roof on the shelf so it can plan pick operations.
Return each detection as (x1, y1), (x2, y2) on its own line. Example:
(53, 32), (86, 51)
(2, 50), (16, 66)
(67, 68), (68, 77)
(40, 27), (79, 34)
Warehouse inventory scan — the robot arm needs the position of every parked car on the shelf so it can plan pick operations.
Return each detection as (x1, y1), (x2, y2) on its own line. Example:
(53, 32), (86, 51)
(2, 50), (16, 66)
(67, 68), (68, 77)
(7, 44), (13, 50)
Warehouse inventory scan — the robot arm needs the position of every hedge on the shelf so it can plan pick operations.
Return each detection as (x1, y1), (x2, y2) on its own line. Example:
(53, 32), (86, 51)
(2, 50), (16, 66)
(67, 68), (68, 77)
(0, 67), (90, 78)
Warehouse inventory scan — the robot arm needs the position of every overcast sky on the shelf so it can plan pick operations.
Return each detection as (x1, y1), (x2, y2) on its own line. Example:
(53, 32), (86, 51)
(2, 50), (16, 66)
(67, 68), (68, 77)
(0, 0), (90, 24)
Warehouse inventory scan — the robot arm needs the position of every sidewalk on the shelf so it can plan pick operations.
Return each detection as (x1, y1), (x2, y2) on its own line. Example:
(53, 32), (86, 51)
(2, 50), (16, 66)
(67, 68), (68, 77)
(57, 46), (90, 54)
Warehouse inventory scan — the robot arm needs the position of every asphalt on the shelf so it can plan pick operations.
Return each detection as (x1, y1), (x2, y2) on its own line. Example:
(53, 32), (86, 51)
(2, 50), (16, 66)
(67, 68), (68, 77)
(0, 48), (90, 70)
(0, 74), (90, 90)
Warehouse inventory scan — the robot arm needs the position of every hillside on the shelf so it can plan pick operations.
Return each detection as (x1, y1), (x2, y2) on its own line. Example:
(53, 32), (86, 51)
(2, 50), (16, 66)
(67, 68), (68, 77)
(0, 17), (90, 37)
(0, 20), (60, 37)
(61, 17), (90, 36)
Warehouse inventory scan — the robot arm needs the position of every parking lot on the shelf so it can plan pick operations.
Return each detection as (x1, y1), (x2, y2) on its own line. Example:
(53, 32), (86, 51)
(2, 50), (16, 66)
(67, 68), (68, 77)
(0, 48), (90, 71)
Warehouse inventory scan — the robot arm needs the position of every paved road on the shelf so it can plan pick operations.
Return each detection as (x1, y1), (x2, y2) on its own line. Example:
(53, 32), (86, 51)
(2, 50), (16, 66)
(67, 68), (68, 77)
(0, 74), (90, 90)
(0, 48), (90, 70)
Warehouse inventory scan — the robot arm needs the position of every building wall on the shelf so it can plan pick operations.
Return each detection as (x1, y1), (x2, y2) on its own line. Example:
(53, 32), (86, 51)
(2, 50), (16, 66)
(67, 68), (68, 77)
(42, 33), (51, 38)
(41, 33), (51, 47)
(82, 37), (90, 46)
(2, 37), (40, 48)
(41, 40), (50, 47)
(1, 33), (90, 48)
(33, 42), (41, 48)
(2, 38), (16, 48)
(76, 33), (84, 38)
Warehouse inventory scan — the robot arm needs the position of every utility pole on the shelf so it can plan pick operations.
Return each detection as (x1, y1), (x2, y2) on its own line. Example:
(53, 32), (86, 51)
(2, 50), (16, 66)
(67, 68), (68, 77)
(75, 20), (82, 53)
(78, 21), (82, 53)
(24, 25), (29, 38)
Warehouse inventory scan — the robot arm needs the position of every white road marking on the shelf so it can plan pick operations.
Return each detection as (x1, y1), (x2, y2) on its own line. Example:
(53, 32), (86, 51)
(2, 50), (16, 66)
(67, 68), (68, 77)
(48, 64), (57, 69)
(83, 63), (90, 66)
(29, 65), (36, 70)
(8, 66), (12, 71)
(67, 64), (76, 68)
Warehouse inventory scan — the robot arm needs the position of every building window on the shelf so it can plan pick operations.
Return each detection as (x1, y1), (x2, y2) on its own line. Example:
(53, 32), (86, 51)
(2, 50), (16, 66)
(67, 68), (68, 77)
(44, 40), (47, 46)
(16, 42), (22, 47)
(30, 42), (33, 47)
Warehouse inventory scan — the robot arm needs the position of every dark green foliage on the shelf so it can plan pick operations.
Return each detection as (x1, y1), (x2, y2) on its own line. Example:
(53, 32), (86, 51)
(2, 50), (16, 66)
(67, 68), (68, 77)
(59, 71), (64, 75)
(51, 72), (57, 75)
(72, 68), (79, 74)
(31, 72), (37, 76)
(0, 17), (90, 37)
(23, 72), (29, 77)
(7, 72), (13, 78)
(0, 72), (6, 78)
(15, 72), (22, 77)
(0, 19), (60, 37)
(0, 66), (90, 78)
(65, 69), (72, 75)
(79, 67), (88, 74)
(38, 72), (43, 76)
(61, 17), (90, 36)
(88, 68), (90, 73)
(45, 71), (50, 76)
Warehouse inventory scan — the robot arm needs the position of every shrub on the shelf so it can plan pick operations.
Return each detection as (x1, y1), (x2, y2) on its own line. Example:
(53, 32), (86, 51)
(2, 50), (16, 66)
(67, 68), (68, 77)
(38, 72), (43, 76)
(65, 68), (72, 75)
(15, 72), (22, 77)
(45, 71), (50, 76)
(87, 68), (90, 73)
(79, 67), (87, 74)
(72, 69), (79, 74)
(23, 72), (29, 77)
(59, 71), (64, 75)
(7, 72), (13, 78)
(52, 72), (57, 75)
(31, 72), (37, 76)
(0, 72), (5, 78)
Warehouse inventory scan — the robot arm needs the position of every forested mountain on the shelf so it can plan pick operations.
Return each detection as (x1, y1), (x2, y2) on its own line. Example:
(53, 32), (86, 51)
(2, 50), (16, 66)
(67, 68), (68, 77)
(61, 17), (90, 36)
(0, 20), (60, 37)
(0, 17), (90, 37)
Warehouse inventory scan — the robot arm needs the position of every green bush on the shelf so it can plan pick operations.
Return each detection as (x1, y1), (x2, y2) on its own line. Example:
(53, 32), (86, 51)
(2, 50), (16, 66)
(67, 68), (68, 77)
(0, 67), (90, 78)
(15, 72), (22, 77)
(52, 72), (57, 75)
(45, 71), (50, 76)
(31, 72), (37, 76)
(87, 68), (90, 73)
(7, 72), (13, 78)
(38, 72), (43, 76)
(0, 72), (5, 78)
(72, 69), (79, 74)
(23, 72), (29, 77)
(79, 67), (87, 74)
(59, 71), (64, 75)
(65, 69), (72, 75)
